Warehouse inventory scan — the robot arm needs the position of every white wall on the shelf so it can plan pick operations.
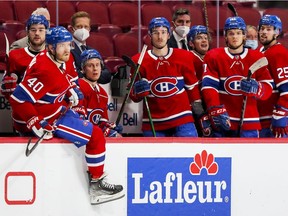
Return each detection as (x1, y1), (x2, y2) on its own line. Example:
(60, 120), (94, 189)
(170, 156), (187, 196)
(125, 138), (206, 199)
(0, 137), (288, 216)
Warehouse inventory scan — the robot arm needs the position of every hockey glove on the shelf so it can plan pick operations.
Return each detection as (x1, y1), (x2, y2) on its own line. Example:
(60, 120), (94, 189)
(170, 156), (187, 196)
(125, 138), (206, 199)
(72, 106), (87, 119)
(198, 113), (212, 137)
(27, 116), (54, 140)
(133, 78), (150, 98)
(240, 78), (263, 98)
(208, 105), (231, 131)
(66, 85), (84, 107)
(99, 121), (123, 137)
(271, 105), (288, 138)
(0, 73), (18, 100)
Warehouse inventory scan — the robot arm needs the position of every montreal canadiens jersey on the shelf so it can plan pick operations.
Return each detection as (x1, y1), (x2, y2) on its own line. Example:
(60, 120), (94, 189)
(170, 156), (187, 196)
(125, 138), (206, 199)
(258, 43), (288, 128)
(10, 50), (78, 132)
(8, 47), (36, 82)
(191, 50), (205, 81)
(202, 47), (274, 130)
(78, 78), (109, 125)
(131, 48), (201, 131)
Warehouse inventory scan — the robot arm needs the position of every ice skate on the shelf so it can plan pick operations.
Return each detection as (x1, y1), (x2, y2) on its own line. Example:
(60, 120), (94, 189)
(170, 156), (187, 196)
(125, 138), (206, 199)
(88, 172), (125, 205)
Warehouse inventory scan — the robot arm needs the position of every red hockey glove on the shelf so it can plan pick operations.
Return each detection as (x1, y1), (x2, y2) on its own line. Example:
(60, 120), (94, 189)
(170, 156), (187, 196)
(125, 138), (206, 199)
(208, 105), (231, 131)
(27, 116), (54, 140)
(198, 113), (212, 137)
(0, 73), (18, 100)
(271, 105), (288, 138)
(72, 106), (87, 119)
(133, 78), (150, 98)
(99, 121), (123, 137)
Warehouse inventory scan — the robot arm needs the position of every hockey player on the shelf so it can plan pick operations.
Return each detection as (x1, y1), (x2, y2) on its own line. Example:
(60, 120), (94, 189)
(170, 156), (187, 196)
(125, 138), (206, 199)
(187, 25), (210, 83)
(79, 49), (123, 137)
(9, 26), (124, 204)
(201, 16), (274, 137)
(1, 14), (49, 100)
(258, 15), (288, 138)
(187, 25), (212, 136)
(130, 17), (206, 137)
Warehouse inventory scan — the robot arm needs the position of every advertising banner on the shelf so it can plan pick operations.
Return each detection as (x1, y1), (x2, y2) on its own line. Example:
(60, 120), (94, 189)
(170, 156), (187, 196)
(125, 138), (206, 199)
(0, 137), (288, 216)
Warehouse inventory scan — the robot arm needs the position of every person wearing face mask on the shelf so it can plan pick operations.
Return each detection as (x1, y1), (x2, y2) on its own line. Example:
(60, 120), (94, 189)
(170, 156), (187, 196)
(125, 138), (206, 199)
(245, 25), (259, 50)
(69, 11), (112, 84)
(167, 8), (192, 51)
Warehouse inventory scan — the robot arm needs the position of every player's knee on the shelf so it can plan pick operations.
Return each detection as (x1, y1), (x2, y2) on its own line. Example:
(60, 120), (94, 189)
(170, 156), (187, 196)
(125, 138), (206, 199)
(86, 125), (106, 153)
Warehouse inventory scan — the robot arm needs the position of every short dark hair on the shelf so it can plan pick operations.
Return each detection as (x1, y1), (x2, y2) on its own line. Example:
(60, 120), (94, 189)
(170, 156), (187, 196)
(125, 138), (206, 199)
(172, 8), (190, 21)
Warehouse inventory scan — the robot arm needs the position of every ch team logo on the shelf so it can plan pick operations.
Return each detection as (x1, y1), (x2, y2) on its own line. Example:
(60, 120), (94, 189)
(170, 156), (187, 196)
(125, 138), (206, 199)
(224, 75), (244, 96)
(150, 77), (179, 98)
(88, 108), (103, 125)
(127, 150), (231, 216)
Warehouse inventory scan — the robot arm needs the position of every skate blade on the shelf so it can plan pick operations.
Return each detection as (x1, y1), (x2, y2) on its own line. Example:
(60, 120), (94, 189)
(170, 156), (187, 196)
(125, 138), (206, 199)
(90, 191), (125, 205)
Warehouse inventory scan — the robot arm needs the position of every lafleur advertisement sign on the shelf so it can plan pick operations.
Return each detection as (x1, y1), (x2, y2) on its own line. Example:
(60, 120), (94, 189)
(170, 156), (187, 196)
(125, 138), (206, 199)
(128, 150), (231, 216)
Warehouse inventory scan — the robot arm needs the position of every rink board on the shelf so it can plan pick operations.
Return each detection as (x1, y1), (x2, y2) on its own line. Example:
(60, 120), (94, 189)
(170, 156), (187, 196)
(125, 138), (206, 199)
(0, 137), (287, 216)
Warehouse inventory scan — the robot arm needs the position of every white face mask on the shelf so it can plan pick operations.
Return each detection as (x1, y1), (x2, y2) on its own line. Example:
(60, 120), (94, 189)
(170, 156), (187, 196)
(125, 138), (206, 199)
(175, 26), (190, 38)
(245, 39), (258, 50)
(73, 28), (90, 42)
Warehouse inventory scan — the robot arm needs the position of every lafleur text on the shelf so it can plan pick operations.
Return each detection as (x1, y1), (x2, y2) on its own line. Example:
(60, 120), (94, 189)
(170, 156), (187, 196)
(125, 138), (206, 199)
(132, 172), (227, 204)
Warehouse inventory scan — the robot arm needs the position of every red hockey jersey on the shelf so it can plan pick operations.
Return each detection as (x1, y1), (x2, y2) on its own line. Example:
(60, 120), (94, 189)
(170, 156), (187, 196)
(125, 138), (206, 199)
(9, 50), (78, 133)
(8, 47), (35, 82)
(258, 43), (288, 128)
(130, 48), (201, 131)
(78, 78), (109, 125)
(202, 47), (273, 130)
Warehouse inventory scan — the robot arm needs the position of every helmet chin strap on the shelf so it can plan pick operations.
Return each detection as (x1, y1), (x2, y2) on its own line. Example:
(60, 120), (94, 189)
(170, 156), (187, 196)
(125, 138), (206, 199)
(48, 46), (65, 68)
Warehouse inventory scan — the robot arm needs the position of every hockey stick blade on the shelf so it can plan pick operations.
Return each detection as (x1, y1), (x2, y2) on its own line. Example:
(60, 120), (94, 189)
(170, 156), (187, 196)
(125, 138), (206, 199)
(122, 55), (137, 69)
(116, 45), (148, 125)
(25, 133), (46, 157)
(247, 57), (268, 79)
(227, 3), (238, 17)
(4, 33), (9, 57)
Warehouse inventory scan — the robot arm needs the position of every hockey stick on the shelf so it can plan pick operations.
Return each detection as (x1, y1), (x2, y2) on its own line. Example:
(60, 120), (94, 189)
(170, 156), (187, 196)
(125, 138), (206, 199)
(25, 103), (71, 157)
(4, 33), (10, 75)
(227, 2), (238, 16)
(4, 33), (9, 58)
(122, 55), (156, 137)
(203, 0), (211, 41)
(115, 44), (148, 125)
(237, 57), (268, 136)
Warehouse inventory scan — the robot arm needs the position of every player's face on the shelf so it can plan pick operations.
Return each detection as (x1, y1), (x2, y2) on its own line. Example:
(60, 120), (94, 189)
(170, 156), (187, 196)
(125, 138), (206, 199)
(258, 25), (278, 45)
(192, 34), (209, 55)
(28, 24), (46, 46)
(150, 27), (170, 49)
(55, 42), (71, 62)
(83, 58), (101, 82)
(225, 29), (245, 49)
